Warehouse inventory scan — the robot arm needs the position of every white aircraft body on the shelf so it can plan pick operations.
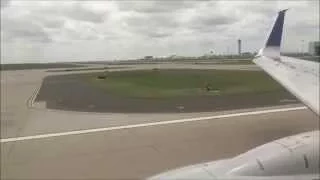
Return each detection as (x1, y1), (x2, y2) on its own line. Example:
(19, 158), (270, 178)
(149, 10), (320, 180)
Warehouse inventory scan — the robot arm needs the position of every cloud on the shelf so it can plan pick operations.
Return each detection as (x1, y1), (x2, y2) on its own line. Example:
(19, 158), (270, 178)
(33, 2), (108, 23)
(1, 15), (52, 43)
(31, 15), (66, 29)
(117, 1), (198, 13)
(1, 1), (111, 44)
(59, 3), (108, 23)
(0, 0), (11, 8)
(56, 22), (104, 42)
(122, 12), (180, 38)
(1, 0), (319, 63)
(188, 15), (237, 33)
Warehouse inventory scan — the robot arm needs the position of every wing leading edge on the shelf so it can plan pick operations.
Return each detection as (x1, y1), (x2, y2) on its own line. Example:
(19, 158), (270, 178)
(253, 10), (320, 115)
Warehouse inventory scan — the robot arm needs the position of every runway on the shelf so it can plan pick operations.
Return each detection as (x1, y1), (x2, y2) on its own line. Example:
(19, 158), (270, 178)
(1, 64), (319, 179)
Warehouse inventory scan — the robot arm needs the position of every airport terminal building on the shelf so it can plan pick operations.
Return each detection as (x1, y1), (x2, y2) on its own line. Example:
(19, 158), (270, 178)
(308, 41), (320, 55)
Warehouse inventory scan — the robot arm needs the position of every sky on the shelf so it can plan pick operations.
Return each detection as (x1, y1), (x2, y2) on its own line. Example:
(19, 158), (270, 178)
(1, 0), (319, 63)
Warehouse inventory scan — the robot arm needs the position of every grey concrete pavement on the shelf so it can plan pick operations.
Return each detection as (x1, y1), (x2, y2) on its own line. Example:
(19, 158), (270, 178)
(1, 64), (259, 139)
(1, 108), (318, 179)
(1, 70), (45, 139)
(1, 65), (318, 179)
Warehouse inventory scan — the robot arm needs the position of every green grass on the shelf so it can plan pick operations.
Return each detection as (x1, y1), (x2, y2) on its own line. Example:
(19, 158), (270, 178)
(84, 69), (285, 98)
(216, 60), (253, 64)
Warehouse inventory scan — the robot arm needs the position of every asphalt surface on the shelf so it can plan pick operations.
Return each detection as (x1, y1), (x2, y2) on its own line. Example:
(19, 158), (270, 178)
(1, 63), (319, 179)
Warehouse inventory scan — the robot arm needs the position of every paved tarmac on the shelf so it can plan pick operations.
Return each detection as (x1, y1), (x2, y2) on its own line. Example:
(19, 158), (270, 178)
(1, 64), (319, 179)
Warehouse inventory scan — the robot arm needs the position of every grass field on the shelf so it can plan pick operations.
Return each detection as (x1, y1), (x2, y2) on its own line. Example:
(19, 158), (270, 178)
(85, 69), (285, 99)
(192, 59), (253, 64)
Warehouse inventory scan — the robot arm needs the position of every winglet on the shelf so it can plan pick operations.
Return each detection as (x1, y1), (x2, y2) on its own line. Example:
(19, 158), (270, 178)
(265, 9), (288, 47)
(259, 9), (288, 60)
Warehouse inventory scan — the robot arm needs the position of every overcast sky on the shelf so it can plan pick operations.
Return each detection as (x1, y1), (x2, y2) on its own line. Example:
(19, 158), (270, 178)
(1, 0), (319, 63)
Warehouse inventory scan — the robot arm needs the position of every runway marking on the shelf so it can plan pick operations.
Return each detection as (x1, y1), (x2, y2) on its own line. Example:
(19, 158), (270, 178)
(26, 85), (41, 108)
(0, 106), (307, 143)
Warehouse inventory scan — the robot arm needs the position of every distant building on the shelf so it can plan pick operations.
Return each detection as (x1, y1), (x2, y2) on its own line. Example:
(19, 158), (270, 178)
(308, 41), (320, 56)
(241, 52), (253, 56)
(144, 56), (153, 60)
(169, 55), (177, 59)
(237, 39), (242, 55)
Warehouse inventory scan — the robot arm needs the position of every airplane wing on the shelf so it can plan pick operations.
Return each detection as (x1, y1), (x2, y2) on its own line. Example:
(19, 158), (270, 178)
(253, 9), (320, 115)
(148, 9), (320, 180)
